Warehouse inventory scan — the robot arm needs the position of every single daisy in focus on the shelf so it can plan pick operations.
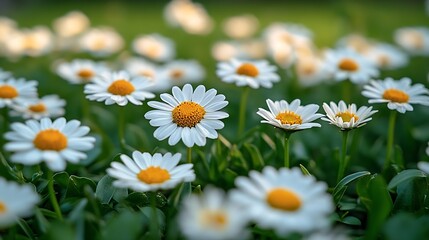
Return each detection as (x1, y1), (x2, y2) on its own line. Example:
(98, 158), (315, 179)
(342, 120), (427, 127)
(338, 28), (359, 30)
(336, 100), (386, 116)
(145, 84), (229, 147)
(257, 99), (323, 131)
(56, 59), (109, 84)
(230, 166), (334, 236)
(84, 70), (155, 106)
(4, 117), (96, 171)
(0, 78), (38, 108)
(364, 43), (408, 70)
(79, 27), (124, 57)
(362, 77), (429, 113)
(179, 186), (250, 240)
(322, 101), (377, 130)
(107, 151), (195, 192)
(132, 34), (175, 62)
(325, 49), (379, 84)
(0, 177), (40, 227)
(161, 60), (205, 87)
(394, 27), (429, 55)
(10, 95), (66, 120)
(216, 58), (280, 89)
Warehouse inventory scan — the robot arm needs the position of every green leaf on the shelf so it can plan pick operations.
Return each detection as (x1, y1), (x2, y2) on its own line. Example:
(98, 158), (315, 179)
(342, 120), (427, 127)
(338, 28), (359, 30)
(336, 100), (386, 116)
(383, 213), (429, 240)
(95, 175), (128, 204)
(357, 174), (393, 240)
(125, 192), (149, 208)
(17, 219), (36, 240)
(299, 164), (311, 176)
(53, 172), (70, 188)
(243, 143), (265, 169)
(393, 177), (428, 213)
(333, 171), (371, 204)
(41, 221), (77, 240)
(67, 175), (96, 197)
(341, 216), (361, 226)
(99, 210), (148, 240)
(387, 169), (426, 191)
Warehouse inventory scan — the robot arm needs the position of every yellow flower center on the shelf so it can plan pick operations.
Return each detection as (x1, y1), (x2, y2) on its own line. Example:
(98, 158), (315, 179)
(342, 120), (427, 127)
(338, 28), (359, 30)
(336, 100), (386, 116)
(172, 101), (206, 128)
(24, 36), (38, 50)
(139, 70), (155, 79)
(146, 44), (162, 58)
(28, 103), (47, 113)
(33, 129), (68, 151)
(0, 201), (7, 214)
(236, 63), (259, 77)
(275, 111), (302, 125)
(338, 58), (359, 72)
(137, 166), (170, 184)
(382, 88), (409, 103)
(0, 85), (19, 99)
(77, 69), (94, 80)
(336, 111), (359, 122)
(407, 31), (424, 49)
(266, 188), (302, 211)
(107, 80), (135, 96)
(201, 211), (228, 230)
(170, 69), (184, 80)
(378, 55), (390, 67)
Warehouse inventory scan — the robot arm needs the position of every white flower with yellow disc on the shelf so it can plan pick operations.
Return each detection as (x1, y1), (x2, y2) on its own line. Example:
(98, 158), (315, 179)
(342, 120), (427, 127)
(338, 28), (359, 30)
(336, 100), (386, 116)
(11, 94), (66, 120)
(322, 101), (377, 130)
(0, 78), (38, 108)
(145, 84), (229, 147)
(107, 151), (195, 192)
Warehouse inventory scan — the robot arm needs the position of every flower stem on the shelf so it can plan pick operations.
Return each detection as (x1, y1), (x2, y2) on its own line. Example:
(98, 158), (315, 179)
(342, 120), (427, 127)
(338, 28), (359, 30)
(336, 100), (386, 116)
(238, 87), (250, 137)
(150, 192), (160, 239)
(81, 85), (90, 121)
(337, 130), (350, 183)
(187, 147), (192, 164)
(47, 170), (63, 221)
(283, 132), (292, 168)
(384, 111), (397, 171)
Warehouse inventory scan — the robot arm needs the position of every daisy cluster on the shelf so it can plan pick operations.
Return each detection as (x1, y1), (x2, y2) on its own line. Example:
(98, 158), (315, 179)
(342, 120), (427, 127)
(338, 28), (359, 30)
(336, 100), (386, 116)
(0, 1), (429, 240)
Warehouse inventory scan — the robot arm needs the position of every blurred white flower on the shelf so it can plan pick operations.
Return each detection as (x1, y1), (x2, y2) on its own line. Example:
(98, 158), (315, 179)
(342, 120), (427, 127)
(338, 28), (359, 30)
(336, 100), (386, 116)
(394, 27), (429, 56)
(53, 11), (90, 38)
(216, 58), (280, 89)
(230, 167), (334, 236)
(362, 77), (429, 113)
(364, 43), (408, 70)
(56, 59), (109, 84)
(179, 186), (250, 240)
(10, 95), (66, 120)
(0, 17), (17, 50)
(160, 59), (205, 88)
(295, 56), (328, 87)
(132, 34), (175, 62)
(0, 78), (38, 108)
(257, 99), (323, 131)
(4, 26), (53, 58)
(4, 117), (96, 171)
(124, 57), (167, 91)
(79, 27), (124, 57)
(324, 49), (379, 84)
(336, 34), (372, 54)
(84, 71), (155, 106)
(145, 84), (229, 147)
(211, 41), (242, 61)
(0, 178), (40, 227)
(223, 14), (259, 39)
(322, 101), (377, 130)
(107, 151), (195, 192)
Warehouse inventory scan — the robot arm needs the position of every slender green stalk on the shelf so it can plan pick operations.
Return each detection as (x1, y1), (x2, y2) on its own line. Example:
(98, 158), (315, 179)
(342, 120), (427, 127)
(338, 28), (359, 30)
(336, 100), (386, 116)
(237, 87), (250, 137)
(283, 133), (292, 168)
(150, 192), (160, 239)
(47, 170), (63, 221)
(187, 147), (192, 164)
(118, 106), (128, 152)
(384, 111), (397, 170)
(337, 130), (350, 183)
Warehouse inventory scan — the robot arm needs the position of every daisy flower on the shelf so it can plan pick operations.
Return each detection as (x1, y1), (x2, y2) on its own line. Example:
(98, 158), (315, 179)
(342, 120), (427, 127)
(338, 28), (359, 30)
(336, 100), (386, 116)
(394, 27), (429, 55)
(230, 166), (334, 236)
(79, 27), (124, 57)
(145, 84), (229, 147)
(10, 94), (66, 120)
(0, 177), (40, 227)
(257, 99), (323, 131)
(363, 43), (408, 70)
(4, 26), (53, 58)
(178, 186), (250, 240)
(362, 77), (429, 113)
(56, 59), (109, 84)
(216, 58), (280, 89)
(53, 11), (90, 38)
(124, 58), (168, 92)
(84, 70), (155, 106)
(160, 60), (205, 88)
(223, 14), (259, 39)
(295, 56), (328, 87)
(106, 151), (195, 192)
(0, 78), (38, 108)
(324, 49), (379, 84)
(322, 101), (377, 130)
(211, 41), (242, 61)
(132, 34), (175, 62)
(4, 117), (96, 171)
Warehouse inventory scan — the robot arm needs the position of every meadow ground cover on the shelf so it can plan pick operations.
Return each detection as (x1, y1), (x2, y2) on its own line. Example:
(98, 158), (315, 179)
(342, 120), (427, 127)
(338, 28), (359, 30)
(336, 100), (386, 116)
(0, 0), (429, 239)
